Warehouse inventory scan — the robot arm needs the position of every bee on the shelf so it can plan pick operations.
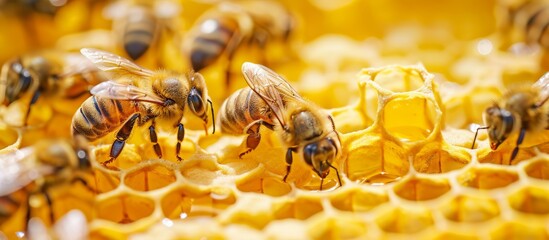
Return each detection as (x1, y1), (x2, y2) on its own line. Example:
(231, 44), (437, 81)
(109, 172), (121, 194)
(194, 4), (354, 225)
(105, 0), (181, 61)
(472, 71), (549, 161)
(0, 51), (106, 126)
(0, 138), (93, 231)
(497, 0), (549, 49)
(219, 62), (341, 190)
(182, 0), (294, 86)
(71, 48), (215, 165)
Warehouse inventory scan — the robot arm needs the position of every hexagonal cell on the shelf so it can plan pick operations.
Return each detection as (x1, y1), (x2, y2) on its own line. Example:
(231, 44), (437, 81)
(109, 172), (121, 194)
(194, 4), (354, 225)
(124, 163), (176, 191)
(218, 194), (276, 229)
(393, 176), (451, 201)
(237, 176), (292, 197)
(91, 169), (120, 193)
(413, 142), (470, 173)
(376, 206), (433, 234)
(363, 66), (427, 93)
(508, 186), (549, 214)
(490, 221), (549, 240)
(456, 166), (518, 189)
(161, 187), (236, 219)
(330, 105), (373, 134)
(444, 86), (501, 129)
(441, 195), (500, 222)
(329, 187), (388, 212)
(96, 194), (155, 224)
(345, 135), (409, 185)
(383, 97), (437, 142)
(524, 159), (549, 180)
(180, 157), (224, 185)
(306, 213), (368, 239)
(272, 196), (324, 220)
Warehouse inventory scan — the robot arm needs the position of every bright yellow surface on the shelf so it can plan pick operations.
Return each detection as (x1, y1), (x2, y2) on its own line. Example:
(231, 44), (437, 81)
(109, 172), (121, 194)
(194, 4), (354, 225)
(1, 0), (549, 239)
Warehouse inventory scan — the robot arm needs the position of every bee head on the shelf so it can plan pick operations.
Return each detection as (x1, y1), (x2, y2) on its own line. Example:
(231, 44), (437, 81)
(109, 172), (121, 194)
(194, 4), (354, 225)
(484, 104), (515, 150)
(303, 137), (339, 179)
(187, 72), (215, 134)
(0, 58), (34, 105)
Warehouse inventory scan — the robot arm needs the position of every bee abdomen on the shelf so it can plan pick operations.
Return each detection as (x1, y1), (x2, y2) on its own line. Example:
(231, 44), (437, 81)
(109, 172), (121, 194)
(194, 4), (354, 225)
(219, 88), (269, 135)
(190, 17), (239, 71)
(123, 8), (157, 60)
(512, 1), (549, 46)
(71, 96), (135, 141)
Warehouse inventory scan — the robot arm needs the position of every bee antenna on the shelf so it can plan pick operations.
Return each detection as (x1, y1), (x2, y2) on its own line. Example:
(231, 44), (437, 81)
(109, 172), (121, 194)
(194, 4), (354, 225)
(208, 99), (215, 134)
(471, 126), (489, 149)
(328, 162), (342, 189)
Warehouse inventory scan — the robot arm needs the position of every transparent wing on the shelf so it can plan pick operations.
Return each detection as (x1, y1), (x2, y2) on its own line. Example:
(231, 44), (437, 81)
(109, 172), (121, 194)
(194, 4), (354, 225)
(80, 48), (154, 77)
(0, 147), (54, 196)
(534, 72), (549, 107)
(241, 62), (304, 127)
(91, 81), (165, 105)
(60, 53), (102, 77)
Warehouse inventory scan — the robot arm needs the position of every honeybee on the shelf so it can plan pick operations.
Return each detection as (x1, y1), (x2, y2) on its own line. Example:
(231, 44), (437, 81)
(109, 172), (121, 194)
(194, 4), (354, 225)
(219, 62), (341, 190)
(105, 0), (181, 61)
(497, 0), (549, 49)
(0, 51), (106, 126)
(472, 72), (549, 161)
(182, 0), (294, 86)
(0, 138), (93, 231)
(72, 48), (214, 165)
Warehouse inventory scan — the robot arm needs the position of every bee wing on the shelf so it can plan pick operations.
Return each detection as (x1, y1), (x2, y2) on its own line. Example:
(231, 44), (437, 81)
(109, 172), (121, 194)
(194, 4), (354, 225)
(60, 54), (101, 76)
(0, 147), (54, 196)
(242, 62), (304, 127)
(80, 48), (154, 77)
(534, 72), (549, 107)
(91, 81), (165, 105)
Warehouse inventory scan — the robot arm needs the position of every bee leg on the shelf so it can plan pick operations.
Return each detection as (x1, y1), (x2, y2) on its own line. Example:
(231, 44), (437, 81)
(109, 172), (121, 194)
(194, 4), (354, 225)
(328, 162), (343, 188)
(105, 113), (140, 166)
(149, 120), (163, 159)
(23, 89), (41, 126)
(175, 123), (184, 161)
(283, 148), (297, 182)
(239, 120), (262, 158)
(71, 177), (96, 194)
(510, 127), (527, 162)
(42, 189), (54, 225)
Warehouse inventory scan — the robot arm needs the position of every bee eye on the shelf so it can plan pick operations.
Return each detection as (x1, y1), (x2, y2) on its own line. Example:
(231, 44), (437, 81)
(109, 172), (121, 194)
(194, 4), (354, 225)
(303, 143), (317, 166)
(188, 88), (204, 115)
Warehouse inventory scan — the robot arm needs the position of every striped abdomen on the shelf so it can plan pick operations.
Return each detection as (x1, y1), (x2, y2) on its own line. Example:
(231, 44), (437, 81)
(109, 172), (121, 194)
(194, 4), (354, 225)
(189, 15), (240, 72)
(510, 1), (549, 47)
(219, 88), (274, 134)
(71, 96), (138, 141)
(121, 6), (157, 60)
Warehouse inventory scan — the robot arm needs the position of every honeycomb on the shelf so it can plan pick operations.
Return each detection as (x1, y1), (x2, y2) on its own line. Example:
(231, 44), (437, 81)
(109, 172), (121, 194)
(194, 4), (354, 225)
(1, 0), (549, 239)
